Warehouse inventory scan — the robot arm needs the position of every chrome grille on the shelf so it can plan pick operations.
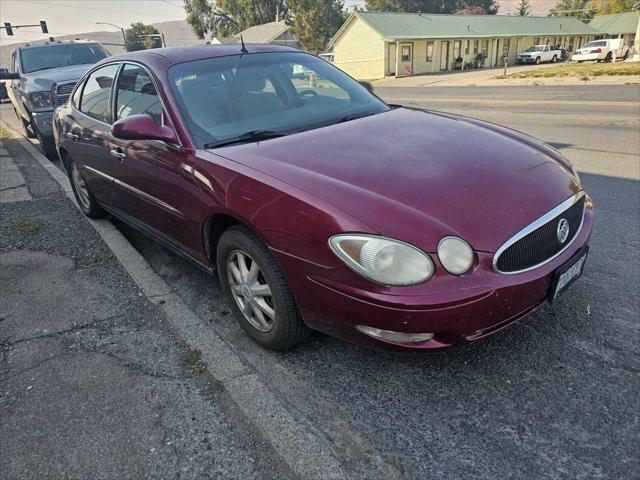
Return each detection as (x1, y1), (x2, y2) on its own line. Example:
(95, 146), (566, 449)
(494, 193), (586, 274)
(54, 82), (76, 106)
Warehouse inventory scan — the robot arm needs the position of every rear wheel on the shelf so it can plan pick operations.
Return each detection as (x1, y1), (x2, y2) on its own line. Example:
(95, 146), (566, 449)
(67, 156), (104, 218)
(605, 52), (612, 63)
(217, 225), (309, 350)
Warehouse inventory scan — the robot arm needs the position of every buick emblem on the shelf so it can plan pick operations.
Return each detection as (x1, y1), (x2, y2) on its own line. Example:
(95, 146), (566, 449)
(557, 218), (570, 244)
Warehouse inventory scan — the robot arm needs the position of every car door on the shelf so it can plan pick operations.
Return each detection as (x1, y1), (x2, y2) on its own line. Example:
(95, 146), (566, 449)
(66, 63), (121, 203)
(109, 62), (202, 259)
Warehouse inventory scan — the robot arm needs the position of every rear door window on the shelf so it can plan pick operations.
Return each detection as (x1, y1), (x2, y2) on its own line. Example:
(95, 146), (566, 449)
(115, 63), (163, 126)
(80, 64), (119, 123)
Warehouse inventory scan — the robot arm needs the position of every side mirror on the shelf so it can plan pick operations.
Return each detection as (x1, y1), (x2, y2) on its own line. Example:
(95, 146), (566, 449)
(359, 80), (374, 93)
(0, 72), (20, 80)
(112, 114), (178, 144)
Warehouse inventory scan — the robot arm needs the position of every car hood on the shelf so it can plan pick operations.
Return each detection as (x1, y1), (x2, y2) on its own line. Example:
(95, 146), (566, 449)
(23, 64), (91, 91)
(212, 108), (580, 252)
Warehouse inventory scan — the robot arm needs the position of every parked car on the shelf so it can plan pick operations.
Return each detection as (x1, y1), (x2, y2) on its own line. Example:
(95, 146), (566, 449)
(517, 45), (562, 64)
(5, 40), (109, 158)
(54, 45), (592, 351)
(572, 39), (630, 63)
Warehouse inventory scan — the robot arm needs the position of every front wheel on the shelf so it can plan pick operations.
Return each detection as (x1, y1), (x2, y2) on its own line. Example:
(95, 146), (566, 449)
(217, 226), (309, 350)
(16, 109), (35, 139)
(535, 57), (541, 65)
(552, 55), (557, 63)
(34, 129), (58, 160)
(67, 156), (104, 218)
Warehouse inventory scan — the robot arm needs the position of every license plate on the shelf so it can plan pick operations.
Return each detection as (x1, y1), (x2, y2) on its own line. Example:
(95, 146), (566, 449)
(549, 247), (589, 302)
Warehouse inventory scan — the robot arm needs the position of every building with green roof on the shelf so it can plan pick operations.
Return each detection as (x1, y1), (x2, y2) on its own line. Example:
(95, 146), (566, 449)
(589, 11), (639, 58)
(329, 12), (601, 79)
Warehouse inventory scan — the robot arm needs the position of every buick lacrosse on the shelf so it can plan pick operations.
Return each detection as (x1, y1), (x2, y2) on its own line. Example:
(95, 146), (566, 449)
(54, 45), (592, 351)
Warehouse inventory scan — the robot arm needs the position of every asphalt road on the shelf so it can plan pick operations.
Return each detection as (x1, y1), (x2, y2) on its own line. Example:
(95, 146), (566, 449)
(2, 84), (639, 479)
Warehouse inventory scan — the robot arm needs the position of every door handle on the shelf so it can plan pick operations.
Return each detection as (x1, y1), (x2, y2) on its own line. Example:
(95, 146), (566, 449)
(110, 149), (126, 161)
(65, 132), (79, 141)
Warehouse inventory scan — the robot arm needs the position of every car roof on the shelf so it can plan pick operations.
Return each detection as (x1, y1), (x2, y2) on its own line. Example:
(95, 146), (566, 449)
(106, 43), (301, 66)
(18, 40), (100, 50)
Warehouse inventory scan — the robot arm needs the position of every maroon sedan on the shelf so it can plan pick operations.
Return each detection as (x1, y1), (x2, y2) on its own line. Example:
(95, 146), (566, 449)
(53, 45), (593, 351)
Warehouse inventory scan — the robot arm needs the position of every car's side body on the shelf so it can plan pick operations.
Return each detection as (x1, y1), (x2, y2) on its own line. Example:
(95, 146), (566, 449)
(54, 45), (593, 350)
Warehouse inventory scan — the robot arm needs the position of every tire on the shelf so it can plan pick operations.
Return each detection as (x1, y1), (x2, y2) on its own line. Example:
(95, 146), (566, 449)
(16, 109), (36, 138)
(605, 52), (612, 63)
(66, 155), (104, 218)
(622, 50), (629, 60)
(552, 55), (557, 63)
(217, 225), (309, 350)
(535, 57), (541, 65)
(34, 128), (58, 160)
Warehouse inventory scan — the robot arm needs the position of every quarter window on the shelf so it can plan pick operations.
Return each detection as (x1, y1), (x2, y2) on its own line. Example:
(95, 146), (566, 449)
(115, 64), (163, 126)
(80, 64), (119, 123)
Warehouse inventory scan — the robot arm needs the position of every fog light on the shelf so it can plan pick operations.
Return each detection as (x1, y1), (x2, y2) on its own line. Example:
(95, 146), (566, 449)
(356, 325), (434, 343)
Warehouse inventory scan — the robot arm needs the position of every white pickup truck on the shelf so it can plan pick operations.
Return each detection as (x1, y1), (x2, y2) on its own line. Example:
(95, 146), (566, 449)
(516, 45), (561, 65)
(572, 39), (630, 63)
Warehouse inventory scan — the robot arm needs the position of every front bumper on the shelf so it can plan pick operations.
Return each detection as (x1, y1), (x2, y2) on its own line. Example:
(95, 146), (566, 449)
(275, 203), (594, 351)
(31, 110), (54, 138)
(517, 57), (537, 64)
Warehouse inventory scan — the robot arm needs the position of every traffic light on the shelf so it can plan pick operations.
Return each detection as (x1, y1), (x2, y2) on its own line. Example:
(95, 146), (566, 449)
(4, 23), (13, 36)
(40, 21), (48, 34)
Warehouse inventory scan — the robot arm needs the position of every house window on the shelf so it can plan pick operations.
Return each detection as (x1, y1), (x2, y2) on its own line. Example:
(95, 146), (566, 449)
(401, 46), (411, 62)
(481, 40), (488, 57)
(630, 34), (635, 48)
(426, 42), (433, 62)
(534, 37), (540, 45)
(473, 40), (479, 55)
(464, 40), (469, 55)
(454, 41), (461, 60)
(503, 38), (510, 56)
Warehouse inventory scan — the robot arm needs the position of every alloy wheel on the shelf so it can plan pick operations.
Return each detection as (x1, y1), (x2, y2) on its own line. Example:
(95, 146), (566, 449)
(71, 162), (90, 209)
(226, 249), (276, 332)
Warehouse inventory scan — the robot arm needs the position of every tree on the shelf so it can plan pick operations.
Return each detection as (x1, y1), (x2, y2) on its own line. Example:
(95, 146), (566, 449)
(286, 0), (345, 53)
(184, 0), (286, 39)
(587, 0), (636, 14)
(124, 22), (160, 51)
(365, 0), (498, 14)
(548, 0), (596, 20)
(516, 0), (531, 15)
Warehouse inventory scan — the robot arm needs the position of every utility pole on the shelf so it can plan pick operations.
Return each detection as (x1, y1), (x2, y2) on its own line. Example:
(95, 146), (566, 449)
(95, 22), (127, 51)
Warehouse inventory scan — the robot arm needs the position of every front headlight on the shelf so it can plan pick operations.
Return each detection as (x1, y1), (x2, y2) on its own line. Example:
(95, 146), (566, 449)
(329, 234), (435, 286)
(27, 91), (53, 109)
(437, 236), (474, 275)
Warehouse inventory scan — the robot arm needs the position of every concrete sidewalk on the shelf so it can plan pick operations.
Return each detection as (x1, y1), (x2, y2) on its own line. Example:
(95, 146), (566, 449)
(0, 135), (293, 479)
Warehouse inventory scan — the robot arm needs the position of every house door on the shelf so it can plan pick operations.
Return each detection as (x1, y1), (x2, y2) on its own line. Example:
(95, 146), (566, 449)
(388, 43), (396, 75)
(399, 43), (413, 75)
(440, 41), (449, 70)
(493, 39), (500, 66)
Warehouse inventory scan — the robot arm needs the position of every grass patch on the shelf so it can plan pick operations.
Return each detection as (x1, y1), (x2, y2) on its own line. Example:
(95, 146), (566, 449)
(8, 220), (40, 235)
(0, 127), (9, 139)
(499, 62), (640, 79)
(183, 347), (208, 375)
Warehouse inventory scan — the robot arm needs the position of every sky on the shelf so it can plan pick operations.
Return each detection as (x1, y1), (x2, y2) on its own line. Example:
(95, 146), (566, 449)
(0, 0), (367, 46)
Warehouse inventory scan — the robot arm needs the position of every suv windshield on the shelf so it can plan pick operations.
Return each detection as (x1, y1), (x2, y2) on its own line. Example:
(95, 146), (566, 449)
(168, 51), (389, 148)
(20, 43), (108, 74)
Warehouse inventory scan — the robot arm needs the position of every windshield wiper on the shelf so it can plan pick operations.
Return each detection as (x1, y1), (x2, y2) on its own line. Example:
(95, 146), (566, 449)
(336, 112), (378, 124)
(204, 130), (286, 149)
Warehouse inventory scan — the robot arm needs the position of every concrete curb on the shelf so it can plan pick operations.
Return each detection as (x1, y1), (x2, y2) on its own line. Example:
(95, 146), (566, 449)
(2, 120), (347, 479)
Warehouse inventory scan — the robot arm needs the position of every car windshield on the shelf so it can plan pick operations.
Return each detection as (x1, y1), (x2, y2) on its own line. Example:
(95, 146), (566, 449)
(20, 44), (108, 74)
(525, 46), (544, 52)
(168, 51), (390, 148)
(583, 41), (606, 48)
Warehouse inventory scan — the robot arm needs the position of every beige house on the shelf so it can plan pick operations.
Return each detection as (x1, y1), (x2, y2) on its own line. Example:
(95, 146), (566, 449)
(212, 20), (299, 49)
(329, 12), (601, 80)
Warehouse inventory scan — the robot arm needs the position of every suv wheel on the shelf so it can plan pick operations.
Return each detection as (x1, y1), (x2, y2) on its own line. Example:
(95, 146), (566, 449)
(16, 110), (36, 139)
(217, 226), (309, 350)
(34, 128), (58, 160)
(67, 156), (104, 218)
